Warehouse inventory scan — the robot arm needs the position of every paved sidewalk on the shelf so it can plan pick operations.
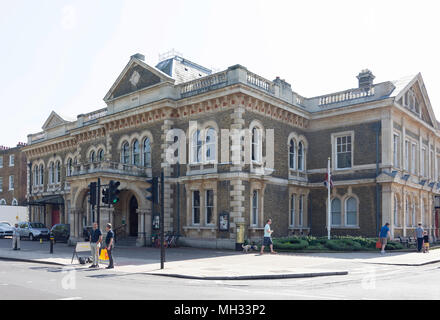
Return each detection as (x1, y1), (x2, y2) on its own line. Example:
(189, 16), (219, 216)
(1, 238), (439, 280)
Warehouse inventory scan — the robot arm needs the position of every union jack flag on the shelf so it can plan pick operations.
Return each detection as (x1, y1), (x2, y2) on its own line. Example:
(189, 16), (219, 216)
(323, 173), (333, 189)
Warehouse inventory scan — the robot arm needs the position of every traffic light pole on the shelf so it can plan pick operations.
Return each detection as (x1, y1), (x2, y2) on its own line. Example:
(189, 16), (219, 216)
(160, 171), (165, 269)
(97, 178), (101, 228)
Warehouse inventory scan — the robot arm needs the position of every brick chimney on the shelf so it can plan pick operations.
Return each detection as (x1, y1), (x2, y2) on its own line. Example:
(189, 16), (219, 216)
(357, 69), (375, 89)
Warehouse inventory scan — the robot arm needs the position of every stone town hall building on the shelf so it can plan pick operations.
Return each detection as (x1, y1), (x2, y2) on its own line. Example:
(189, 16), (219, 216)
(23, 52), (440, 248)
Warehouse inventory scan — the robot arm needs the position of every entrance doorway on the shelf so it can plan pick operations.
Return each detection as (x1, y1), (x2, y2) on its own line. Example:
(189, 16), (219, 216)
(51, 205), (60, 227)
(129, 196), (138, 236)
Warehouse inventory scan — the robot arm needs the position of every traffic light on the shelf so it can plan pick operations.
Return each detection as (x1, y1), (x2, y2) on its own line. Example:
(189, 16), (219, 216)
(109, 180), (121, 205)
(102, 187), (109, 205)
(88, 182), (97, 206)
(146, 177), (158, 204)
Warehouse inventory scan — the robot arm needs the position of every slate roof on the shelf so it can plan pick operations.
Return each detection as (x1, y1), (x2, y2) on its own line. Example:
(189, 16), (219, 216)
(155, 55), (211, 84)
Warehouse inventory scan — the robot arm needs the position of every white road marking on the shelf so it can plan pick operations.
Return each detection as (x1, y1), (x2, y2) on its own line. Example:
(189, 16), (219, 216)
(57, 297), (82, 300)
(224, 286), (344, 300)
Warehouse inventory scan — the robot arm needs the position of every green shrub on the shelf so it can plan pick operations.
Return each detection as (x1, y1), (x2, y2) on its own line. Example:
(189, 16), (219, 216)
(273, 239), (308, 250)
(385, 242), (404, 250)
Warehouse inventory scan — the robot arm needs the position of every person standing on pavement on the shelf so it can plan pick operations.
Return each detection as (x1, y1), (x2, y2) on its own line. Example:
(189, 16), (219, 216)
(89, 222), (102, 268)
(423, 231), (430, 253)
(379, 223), (390, 255)
(260, 219), (277, 255)
(415, 223), (424, 253)
(105, 223), (114, 269)
(12, 223), (20, 250)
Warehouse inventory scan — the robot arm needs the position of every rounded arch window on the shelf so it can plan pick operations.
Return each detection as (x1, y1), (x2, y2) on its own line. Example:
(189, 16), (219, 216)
(331, 198), (341, 226)
(98, 149), (104, 162)
(191, 130), (202, 163)
(132, 140), (140, 165)
(122, 142), (130, 164)
(345, 197), (357, 226)
(205, 128), (216, 162)
(289, 139), (296, 169)
(143, 138), (151, 167)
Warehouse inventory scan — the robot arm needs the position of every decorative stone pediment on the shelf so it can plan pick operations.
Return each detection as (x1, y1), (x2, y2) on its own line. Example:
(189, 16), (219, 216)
(42, 111), (67, 130)
(395, 74), (436, 128)
(104, 57), (174, 102)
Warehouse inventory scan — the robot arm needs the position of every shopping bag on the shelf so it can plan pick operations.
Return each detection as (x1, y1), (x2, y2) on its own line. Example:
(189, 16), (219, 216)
(99, 248), (109, 261)
(375, 240), (382, 249)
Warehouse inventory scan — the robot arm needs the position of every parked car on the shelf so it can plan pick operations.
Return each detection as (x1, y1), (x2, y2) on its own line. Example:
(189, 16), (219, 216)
(18, 222), (50, 241)
(0, 222), (14, 238)
(50, 224), (70, 243)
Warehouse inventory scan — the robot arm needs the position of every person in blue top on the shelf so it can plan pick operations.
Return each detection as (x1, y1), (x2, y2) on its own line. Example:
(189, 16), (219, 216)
(259, 219), (277, 255)
(379, 223), (390, 255)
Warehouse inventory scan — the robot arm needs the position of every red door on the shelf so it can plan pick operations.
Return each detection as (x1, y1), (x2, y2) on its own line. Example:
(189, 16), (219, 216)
(51, 209), (60, 227)
(435, 209), (439, 238)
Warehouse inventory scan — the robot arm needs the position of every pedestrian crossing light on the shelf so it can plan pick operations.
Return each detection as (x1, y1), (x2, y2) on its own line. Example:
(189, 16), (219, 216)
(146, 177), (158, 204)
(88, 182), (97, 206)
(109, 180), (121, 205)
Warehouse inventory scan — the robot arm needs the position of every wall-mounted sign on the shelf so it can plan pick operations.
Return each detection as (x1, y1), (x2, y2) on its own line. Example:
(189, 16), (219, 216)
(219, 211), (229, 232)
(152, 214), (160, 230)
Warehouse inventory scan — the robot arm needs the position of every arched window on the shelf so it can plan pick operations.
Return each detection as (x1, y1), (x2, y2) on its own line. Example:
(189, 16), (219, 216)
(191, 130), (202, 163)
(298, 141), (304, 171)
(345, 197), (357, 226)
(122, 142), (130, 164)
(34, 166), (39, 186)
(406, 196), (410, 227)
(290, 194), (295, 226)
(143, 138), (151, 167)
(394, 195), (399, 227)
(98, 149), (104, 162)
(289, 139), (296, 169)
(331, 198), (341, 226)
(132, 140), (140, 166)
(39, 165), (44, 185)
(56, 161), (61, 183)
(0, 199), (6, 205)
(67, 158), (73, 177)
(11, 198), (18, 206)
(49, 162), (55, 184)
(205, 128), (216, 162)
(251, 127), (261, 162)
(90, 151), (95, 163)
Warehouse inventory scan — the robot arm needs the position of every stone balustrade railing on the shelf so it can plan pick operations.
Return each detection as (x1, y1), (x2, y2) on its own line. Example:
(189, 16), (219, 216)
(246, 71), (275, 94)
(179, 71), (228, 97)
(317, 87), (375, 106)
(83, 108), (108, 123)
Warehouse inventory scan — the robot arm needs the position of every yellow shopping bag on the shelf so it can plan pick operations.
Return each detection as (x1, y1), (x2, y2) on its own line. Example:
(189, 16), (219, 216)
(99, 248), (109, 261)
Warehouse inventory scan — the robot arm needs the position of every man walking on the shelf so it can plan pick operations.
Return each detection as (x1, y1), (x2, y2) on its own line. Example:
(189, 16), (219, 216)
(260, 219), (276, 254)
(89, 222), (102, 268)
(105, 223), (114, 269)
(379, 223), (390, 255)
(415, 223), (424, 253)
(12, 223), (20, 250)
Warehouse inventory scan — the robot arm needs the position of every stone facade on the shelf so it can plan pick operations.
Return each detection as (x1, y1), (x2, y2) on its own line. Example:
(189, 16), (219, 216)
(0, 144), (27, 207)
(22, 55), (440, 248)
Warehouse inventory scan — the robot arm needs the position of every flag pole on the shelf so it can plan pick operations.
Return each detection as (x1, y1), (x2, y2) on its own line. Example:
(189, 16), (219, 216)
(327, 157), (331, 240)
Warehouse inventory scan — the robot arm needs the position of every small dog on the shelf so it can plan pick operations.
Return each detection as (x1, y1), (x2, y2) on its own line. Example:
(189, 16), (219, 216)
(242, 244), (258, 253)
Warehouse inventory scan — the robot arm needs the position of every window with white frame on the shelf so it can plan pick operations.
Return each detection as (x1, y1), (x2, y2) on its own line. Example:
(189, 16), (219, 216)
(298, 142), (304, 171)
(251, 127), (262, 163)
(0, 199), (5, 205)
(345, 197), (358, 226)
(0, 156), (3, 168)
(205, 190), (214, 225)
(289, 139), (295, 170)
(335, 135), (352, 169)
(49, 162), (54, 184)
(251, 190), (259, 226)
(393, 134), (400, 168)
(56, 161), (61, 183)
(205, 128), (216, 162)
(9, 175), (14, 190)
(9, 155), (14, 167)
(132, 140), (140, 166)
(411, 143), (416, 174)
(290, 194), (295, 226)
(405, 140), (409, 171)
(430, 149), (434, 179)
(67, 159), (73, 177)
(192, 191), (200, 225)
(394, 195), (399, 227)
(331, 198), (341, 226)
(421, 147), (426, 176)
(12, 198), (18, 206)
(298, 195), (304, 226)
(143, 138), (151, 167)
(34, 166), (39, 186)
(191, 130), (202, 164)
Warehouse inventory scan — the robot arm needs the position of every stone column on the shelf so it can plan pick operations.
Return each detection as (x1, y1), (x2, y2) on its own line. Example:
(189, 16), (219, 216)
(381, 110), (393, 169)
(229, 105), (246, 242)
(381, 184), (393, 238)
(136, 208), (151, 247)
(161, 119), (174, 233)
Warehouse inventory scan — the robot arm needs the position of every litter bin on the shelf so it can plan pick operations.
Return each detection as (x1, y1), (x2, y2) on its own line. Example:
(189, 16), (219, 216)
(235, 222), (245, 251)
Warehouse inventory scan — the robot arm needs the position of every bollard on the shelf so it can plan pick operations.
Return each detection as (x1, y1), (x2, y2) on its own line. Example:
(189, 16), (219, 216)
(50, 237), (54, 254)
(40, 238), (43, 244)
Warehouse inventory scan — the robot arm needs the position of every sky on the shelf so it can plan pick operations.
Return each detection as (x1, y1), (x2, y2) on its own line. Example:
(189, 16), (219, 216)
(1, 0), (440, 147)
